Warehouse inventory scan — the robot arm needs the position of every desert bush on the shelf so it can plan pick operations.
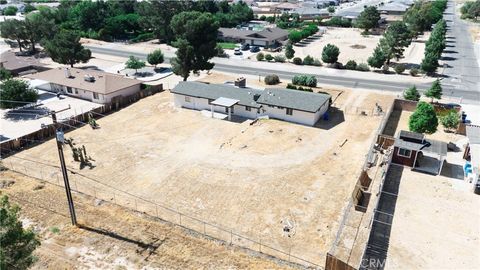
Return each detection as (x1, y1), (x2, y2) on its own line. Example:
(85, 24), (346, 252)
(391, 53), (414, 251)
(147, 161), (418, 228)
(356, 63), (370, 71)
(410, 67), (419, 76)
(265, 54), (273, 61)
(345, 60), (357, 70)
(394, 64), (406, 74)
(256, 52), (264, 61)
(274, 54), (286, 63)
(303, 55), (314, 65)
(292, 57), (302, 65)
(264, 74), (280, 85)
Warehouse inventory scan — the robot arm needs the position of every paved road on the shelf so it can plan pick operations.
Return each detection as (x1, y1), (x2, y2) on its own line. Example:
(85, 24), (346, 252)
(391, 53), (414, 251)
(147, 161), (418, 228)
(441, 0), (480, 99)
(86, 45), (479, 102)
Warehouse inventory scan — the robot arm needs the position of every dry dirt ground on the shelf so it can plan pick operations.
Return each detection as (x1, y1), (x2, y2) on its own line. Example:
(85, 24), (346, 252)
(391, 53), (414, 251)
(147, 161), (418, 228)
(4, 89), (395, 266)
(385, 166), (480, 270)
(292, 27), (428, 69)
(0, 170), (294, 270)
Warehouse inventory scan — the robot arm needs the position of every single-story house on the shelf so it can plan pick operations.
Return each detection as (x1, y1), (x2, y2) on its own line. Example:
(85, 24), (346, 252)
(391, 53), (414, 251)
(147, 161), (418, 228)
(171, 81), (331, 126)
(464, 125), (480, 193)
(291, 7), (330, 20)
(218, 27), (289, 47)
(335, 11), (361, 22)
(392, 130), (447, 175)
(0, 51), (48, 76)
(25, 67), (143, 104)
(378, 2), (410, 15)
(274, 2), (301, 12)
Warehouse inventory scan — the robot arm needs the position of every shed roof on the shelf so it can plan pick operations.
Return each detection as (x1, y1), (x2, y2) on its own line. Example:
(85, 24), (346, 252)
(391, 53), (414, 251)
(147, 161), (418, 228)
(394, 137), (447, 156)
(211, 97), (239, 107)
(466, 125), (480, 144)
(256, 88), (331, 113)
(171, 82), (263, 108)
(25, 68), (142, 95)
(398, 130), (425, 142)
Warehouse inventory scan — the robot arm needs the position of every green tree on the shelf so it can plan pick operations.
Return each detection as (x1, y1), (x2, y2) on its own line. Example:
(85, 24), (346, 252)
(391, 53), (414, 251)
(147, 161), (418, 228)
(0, 195), (41, 269)
(367, 46), (386, 69)
(303, 55), (314, 65)
(379, 21), (411, 63)
(171, 38), (194, 81)
(0, 79), (38, 109)
(394, 64), (406, 74)
(425, 79), (442, 101)
(23, 12), (57, 52)
(0, 67), (12, 81)
(288, 31), (303, 44)
(125, 56), (146, 74)
(322, 44), (340, 64)
(265, 54), (273, 61)
(69, 0), (110, 32)
(24, 3), (36, 14)
(137, 0), (187, 42)
(328, 6), (335, 13)
(0, 19), (27, 51)
(147, 49), (164, 67)
(356, 6), (381, 33)
(3, 6), (18, 16)
(409, 101), (438, 134)
(420, 51), (439, 74)
(44, 30), (91, 67)
(285, 42), (295, 59)
(440, 110), (460, 131)
(403, 85), (421, 101)
(170, 11), (219, 81)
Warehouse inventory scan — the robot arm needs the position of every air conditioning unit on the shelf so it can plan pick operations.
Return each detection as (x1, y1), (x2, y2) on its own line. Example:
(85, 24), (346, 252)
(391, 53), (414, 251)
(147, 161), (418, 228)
(84, 75), (95, 82)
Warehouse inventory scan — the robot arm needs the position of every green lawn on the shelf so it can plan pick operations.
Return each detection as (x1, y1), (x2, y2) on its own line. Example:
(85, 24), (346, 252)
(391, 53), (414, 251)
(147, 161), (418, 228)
(218, 42), (237, 49)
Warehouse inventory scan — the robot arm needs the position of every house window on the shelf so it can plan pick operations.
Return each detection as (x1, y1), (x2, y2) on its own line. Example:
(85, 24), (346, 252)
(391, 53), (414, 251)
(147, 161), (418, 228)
(245, 106), (251, 111)
(398, 148), (412, 158)
(93, 92), (99, 99)
(74, 89), (78, 94)
(185, 96), (191, 103)
(286, 108), (293, 115)
(66, 87), (72, 94)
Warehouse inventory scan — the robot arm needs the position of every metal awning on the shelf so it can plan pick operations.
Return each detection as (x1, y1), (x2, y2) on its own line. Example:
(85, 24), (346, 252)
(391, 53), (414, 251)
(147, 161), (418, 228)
(210, 97), (239, 108)
(28, 79), (50, 88)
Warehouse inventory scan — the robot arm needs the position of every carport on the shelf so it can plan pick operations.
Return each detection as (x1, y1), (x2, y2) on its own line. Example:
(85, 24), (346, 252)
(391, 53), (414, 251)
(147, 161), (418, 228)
(413, 140), (448, 175)
(210, 97), (239, 121)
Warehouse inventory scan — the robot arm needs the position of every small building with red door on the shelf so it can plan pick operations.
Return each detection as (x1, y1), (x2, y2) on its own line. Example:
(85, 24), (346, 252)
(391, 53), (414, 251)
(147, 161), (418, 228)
(392, 130), (447, 175)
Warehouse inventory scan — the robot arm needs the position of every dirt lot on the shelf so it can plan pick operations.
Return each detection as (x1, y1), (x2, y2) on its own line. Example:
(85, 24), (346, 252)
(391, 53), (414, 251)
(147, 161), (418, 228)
(292, 27), (427, 69)
(4, 89), (394, 266)
(386, 166), (480, 269)
(0, 170), (294, 269)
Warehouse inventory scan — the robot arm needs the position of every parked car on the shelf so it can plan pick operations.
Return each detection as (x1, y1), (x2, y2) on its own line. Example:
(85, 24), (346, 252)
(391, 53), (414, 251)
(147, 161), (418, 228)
(234, 48), (242, 55)
(249, 46), (260, 53)
(240, 43), (250, 51)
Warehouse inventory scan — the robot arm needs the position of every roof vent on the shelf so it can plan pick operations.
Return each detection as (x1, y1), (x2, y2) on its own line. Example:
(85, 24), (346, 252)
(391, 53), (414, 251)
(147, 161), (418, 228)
(84, 75), (95, 82)
(64, 68), (72, 78)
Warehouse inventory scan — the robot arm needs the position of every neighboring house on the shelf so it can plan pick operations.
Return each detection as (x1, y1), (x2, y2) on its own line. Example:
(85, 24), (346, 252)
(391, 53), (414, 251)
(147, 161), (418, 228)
(0, 51), (48, 76)
(274, 2), (300, 13)
(171, 81), (331, 126)
(218, 27), (289, 47)
(392, 130), (447, 175)
(378, 2), (410, 15)
(464, 125), (480, 193)
(291, 7), (330, 20)
(25, 67), (143, 104)
(335, 11), (361, 22)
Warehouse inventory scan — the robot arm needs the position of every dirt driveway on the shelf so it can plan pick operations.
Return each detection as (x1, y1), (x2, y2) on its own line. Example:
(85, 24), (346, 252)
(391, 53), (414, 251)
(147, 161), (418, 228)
(5, 90), (394, 266)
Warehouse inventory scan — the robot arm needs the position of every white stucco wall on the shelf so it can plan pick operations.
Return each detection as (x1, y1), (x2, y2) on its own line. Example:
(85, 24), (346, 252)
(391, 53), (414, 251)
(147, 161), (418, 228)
(173, 93), (329, 126)
(47, 83), (141, 104)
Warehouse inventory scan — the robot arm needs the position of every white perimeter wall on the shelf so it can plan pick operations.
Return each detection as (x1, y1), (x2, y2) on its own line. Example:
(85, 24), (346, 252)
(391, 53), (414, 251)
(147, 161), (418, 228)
(46, 83), (141, 104)
(174, 93), (329, 126)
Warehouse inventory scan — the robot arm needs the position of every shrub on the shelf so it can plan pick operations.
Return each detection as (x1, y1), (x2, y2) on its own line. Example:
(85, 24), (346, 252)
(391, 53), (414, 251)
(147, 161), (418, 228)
(274, 54), (286, 63)
(292, 75), (317, 87)
(403, 85), (420, 101)
(292, 57), (302, 65)
(322, 44), (340, 64)
(313, 58), (322, 66)
(264, 74), (280, 85)
(131, 32), (155, 43)
(286, 83), (297, 89)
(331, 62), (344, 69)
(356, 63), (370, 71)
(345, 60), (357, 70)
(3, 6), (17, 16)
(265, 54), (273, 61)
(303, 55), (314, 65)
(440, 110), (459, 131)
(297, 86), (313, 92)
(409, 68), (419, 76)
(394, 64), (406, 74)
(256, 52), (264, 61)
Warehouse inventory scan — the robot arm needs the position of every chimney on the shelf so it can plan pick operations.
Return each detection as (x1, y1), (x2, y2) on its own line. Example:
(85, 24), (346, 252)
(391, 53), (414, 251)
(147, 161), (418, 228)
(64, 68), (71, 78)
(235, 77), (246, 88)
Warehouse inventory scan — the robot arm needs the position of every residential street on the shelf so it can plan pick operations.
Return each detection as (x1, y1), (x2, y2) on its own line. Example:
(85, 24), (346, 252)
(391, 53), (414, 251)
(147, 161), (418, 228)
(86, 45), (479, 103)
(441, 0), (480, 99)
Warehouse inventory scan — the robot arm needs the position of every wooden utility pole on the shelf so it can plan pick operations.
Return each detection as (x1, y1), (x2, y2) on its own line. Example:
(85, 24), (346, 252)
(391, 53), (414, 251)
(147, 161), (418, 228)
(52, 111), (77, 226)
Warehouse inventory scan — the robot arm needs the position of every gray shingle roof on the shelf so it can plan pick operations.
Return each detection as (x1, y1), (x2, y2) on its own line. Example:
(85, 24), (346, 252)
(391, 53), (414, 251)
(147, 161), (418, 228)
(256, 88), (331, 113)
(171, 82), (263, 108)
